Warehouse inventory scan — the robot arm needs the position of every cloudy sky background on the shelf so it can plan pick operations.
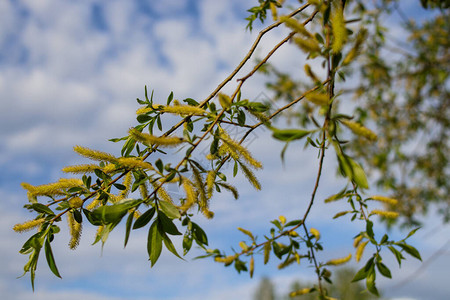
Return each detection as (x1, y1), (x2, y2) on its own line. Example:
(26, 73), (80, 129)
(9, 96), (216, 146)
(1, 0), (449, 299)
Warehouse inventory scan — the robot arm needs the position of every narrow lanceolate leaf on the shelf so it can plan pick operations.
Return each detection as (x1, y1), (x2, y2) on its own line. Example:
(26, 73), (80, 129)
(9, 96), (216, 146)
(133, 207), (156, 230)
(44, 238), (61, 278)
(397, 243), (422, 261)
(124, 211), (134, 248)
(376, 261), (392, 278)
(148, 221), (163, 267)
(263, 242), (271, 264)
(161, 230), (183, 260)
(271, 128), (312, 142)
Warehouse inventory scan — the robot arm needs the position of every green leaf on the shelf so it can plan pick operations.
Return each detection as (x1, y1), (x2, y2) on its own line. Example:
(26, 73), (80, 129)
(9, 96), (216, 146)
(366, 220), (375, 240)
(159, 200), (181, 219)
(397, 243), (422, 261)
(44, 237), (61, 278)
(73, 209), (82, 223)
(406, 227), (421, 239)
(31, 203), (55, 215)
(366, 267), (379, 296)
(183, 233), (193, 255)
(192, 222), (208, 246)
(148, 221), (163, 267)
(133, 207), (156, 229)
(160, 229), (183, 260)
(91, 199), (141, 225)
(272, 128), (311, 142)
(155, 159), (164, 173)
(83, 209), (102, 226)
(388, 246), (404, 267)
(158, 211), (182, 235)
(137, 114), (152, 123)
(337, 154), (369, 189)
(376, 261), (392, 278)
(352, 265), (370, 282)
(124, 211), (134, 248)
(167, 91), (174, 105)
(114, 183), (127, 190)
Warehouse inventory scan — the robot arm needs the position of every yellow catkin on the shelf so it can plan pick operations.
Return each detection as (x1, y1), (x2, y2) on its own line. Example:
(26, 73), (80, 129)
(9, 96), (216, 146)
(218, 182), (239, 199)
(331, 2), (347, 53)
(370, 195), (398, 206)
(341, 120), (378, 141)
(62, 164), (99, 174)
(73, 145), (117, 163)
(13, 218), (45, 233)
(86, 198), (101, 210)
(293, 36), (320, 53)
(250, 256), (255, 278)
(370, 210), (399, 219)
(218, 144), (240, 160)
(136, 105), (161, 115)
(118, 157), (154, 170)
(139, 183), (149, 200)
(118, 172), (133, 200)
(305, 91), (329, 106)
(356, 240), (369, 262)
(279, 215), (286, 225)
(102, 163), (118, 173)
(310, 228), (320, 240)
(67, 211), (82, 250)
(179, 178), (197, 212)
(129, 128), (184, 147)
(202, 209), (215, 219)
(24, 178), (83, 197)
(161, 105), (206, 116)
(342, 29), (367, 65)
(290, 288), (314, 297)
(304, 64), (320, 82)
(69, 197), (83, 209)
(151, 181), (173, 204)
(239, 162), (261, 190)
(278, 256), (299, 270)
(353, 235), (363, 248)
(280, 16), (313, 38)
(220, 131), (262, 169)
(191, 166), (207, 209)
(214, 255), (237, 265)
(206, 170), (216, 199)
(327, 253), (352, 266)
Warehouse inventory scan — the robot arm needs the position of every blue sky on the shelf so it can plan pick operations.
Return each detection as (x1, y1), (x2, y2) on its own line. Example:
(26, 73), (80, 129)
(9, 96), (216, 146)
(1, 1), (449, 299)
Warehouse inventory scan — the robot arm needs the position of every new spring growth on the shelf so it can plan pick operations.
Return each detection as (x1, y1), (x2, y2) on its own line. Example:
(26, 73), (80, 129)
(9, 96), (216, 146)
(129, 128), (184, 147)
(13, 218), (45, 233)
(353, 235), (363, 248)
(341, 120), (378, 141)
(305, 91), (329, 106)
(216, 182), (239, 199)
(214, 254), (237, 266)
(304, 64), (320, 82)
(370, 210), (399, 219)
(74, 145), (117, 163)
(369, 195), (398, 206)
(356, 240), (369, 262)
(218, 93), (232, 110)
(62, 164), (101, 174)
(310, 228), (320, 240)
(290, 288), (314, 297)
(326, 253), (352, 266)
(331, 2), (347, 53)
(238, 161), (261, 190)
(293, 36), (321, 53)
(69, 197), (83, 209)
(206, 170), (216, 199)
